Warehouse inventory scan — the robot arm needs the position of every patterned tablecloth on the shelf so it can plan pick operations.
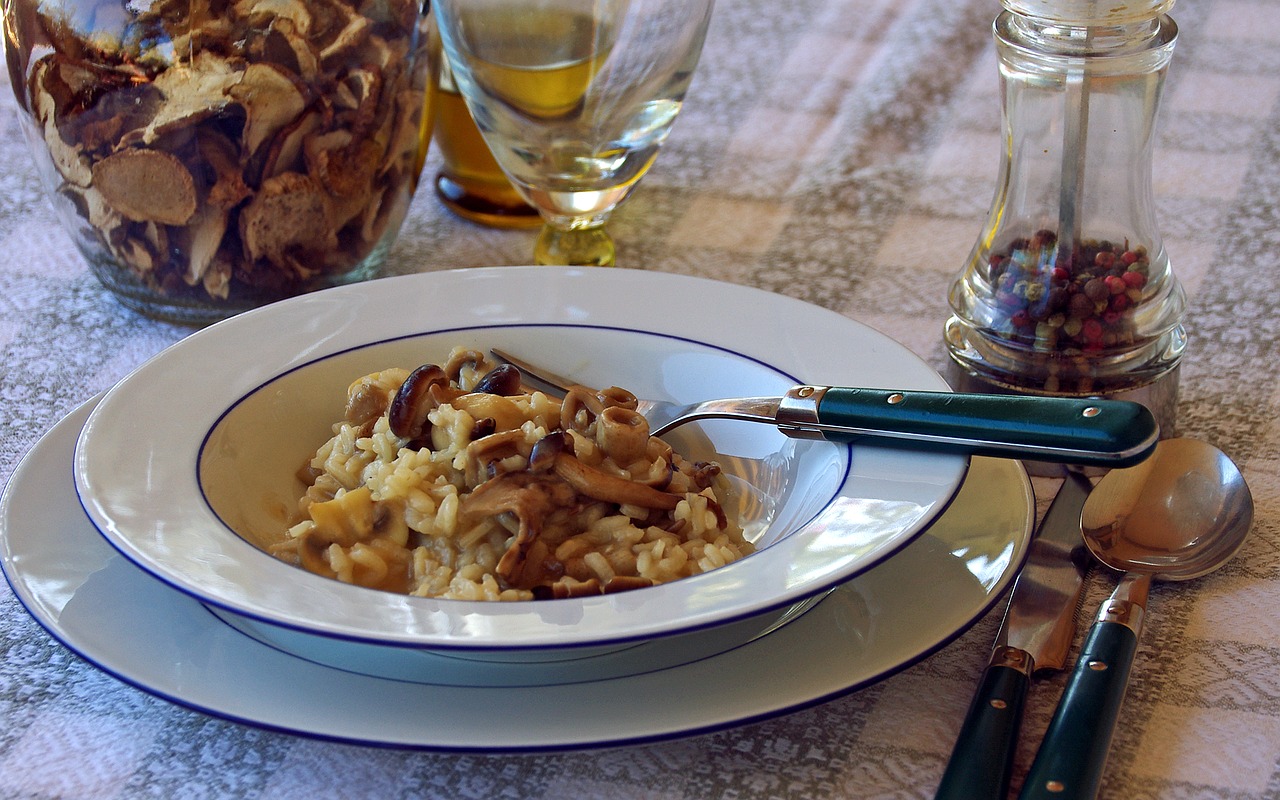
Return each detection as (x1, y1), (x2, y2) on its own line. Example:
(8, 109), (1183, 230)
(3, 0), (1278, 797)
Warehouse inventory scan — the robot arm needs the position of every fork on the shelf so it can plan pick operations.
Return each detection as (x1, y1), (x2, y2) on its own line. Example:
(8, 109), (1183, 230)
(490, 348), (1159, 467)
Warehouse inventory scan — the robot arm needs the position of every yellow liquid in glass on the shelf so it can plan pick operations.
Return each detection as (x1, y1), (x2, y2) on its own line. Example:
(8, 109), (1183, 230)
(463, 9), (607, 119)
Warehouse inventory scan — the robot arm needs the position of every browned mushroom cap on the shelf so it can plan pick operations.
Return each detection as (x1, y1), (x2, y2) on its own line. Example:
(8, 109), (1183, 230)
(551, 452), (681, 510)
(387, 364), (447, 439)
(473, 363), (522, 395)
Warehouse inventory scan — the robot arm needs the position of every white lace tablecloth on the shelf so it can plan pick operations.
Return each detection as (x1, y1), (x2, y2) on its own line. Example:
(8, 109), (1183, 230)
(3, 0), (1279, 797)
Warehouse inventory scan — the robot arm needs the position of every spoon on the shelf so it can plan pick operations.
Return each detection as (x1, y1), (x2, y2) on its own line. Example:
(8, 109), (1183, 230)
(1018, 437), (1254, 800)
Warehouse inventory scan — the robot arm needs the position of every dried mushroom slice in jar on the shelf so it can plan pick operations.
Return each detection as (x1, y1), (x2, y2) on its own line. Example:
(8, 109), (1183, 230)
(14, 0), (431, 315)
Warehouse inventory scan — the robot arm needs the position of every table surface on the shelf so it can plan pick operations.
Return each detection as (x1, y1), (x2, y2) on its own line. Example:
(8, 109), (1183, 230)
(3, 0), (1279, 797)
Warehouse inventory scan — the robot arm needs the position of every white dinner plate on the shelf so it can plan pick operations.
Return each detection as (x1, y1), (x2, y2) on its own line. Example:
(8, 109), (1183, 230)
(1, 397), (1033, 751)
(74, 267), (969, 652)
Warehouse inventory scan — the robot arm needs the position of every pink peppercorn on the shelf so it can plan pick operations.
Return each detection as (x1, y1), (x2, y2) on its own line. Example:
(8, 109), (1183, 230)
(1121, 250), (1139, 266)
(1104, 275), (1127, 295)
(1109, 294), (1131, 312)
(1121, 270), (1146, 289)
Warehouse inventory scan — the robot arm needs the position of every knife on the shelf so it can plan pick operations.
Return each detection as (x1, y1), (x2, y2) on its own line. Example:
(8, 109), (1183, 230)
(934, 470), (1093, 800)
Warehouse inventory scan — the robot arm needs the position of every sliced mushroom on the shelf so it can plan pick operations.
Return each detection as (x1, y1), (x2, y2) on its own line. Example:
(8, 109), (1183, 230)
(552, 453), (681, 510)
(133, 50), (240, 145)
(92, 149), (198, 225)
(318, 13), (372, 62)
(536, 577), (604, 599)
(260, 108), (325, 180)
(233, 0), (315, 33)
(228, 62), (309, 158)
(461, 473), (574, 586)
(463, 429), (528, 485)
(177, 203), (229, 285)
(308, 136), (380, 228)
(197, 129), (253, 210)
(238, 171), (333, 264)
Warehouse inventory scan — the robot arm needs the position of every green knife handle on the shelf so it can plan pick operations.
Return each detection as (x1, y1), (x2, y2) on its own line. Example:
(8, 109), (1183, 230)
(1017, 620), (1140, 800)
(812, 389), (1157, 467)
(935, 649), (1031, 800)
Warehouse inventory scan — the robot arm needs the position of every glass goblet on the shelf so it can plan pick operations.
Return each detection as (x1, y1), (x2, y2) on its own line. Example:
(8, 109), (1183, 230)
(432, 0), (715, 267)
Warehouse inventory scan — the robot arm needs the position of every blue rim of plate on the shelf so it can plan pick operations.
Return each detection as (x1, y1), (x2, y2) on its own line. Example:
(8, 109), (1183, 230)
(2, 397), (1031, 751)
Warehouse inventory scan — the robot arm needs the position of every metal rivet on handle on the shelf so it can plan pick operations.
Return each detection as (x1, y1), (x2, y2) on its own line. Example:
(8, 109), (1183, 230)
(1045, 780), (1066, 793)
(1082, 406), (1101, 417)
(797, 386), (815, 397)
(887, 393), (905, 405)
(990, 699), (1007, 710)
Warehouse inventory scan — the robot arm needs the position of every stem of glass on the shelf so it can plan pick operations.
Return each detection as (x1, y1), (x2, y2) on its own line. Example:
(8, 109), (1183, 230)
(533, 223), (616, 267)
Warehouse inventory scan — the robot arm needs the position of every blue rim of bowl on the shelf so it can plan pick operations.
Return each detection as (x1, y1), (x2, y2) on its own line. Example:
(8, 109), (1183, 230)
(73, 267), (968, 654)
(188, 321), (858, 652)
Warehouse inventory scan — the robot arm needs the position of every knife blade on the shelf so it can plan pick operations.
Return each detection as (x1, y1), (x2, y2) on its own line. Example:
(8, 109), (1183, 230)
(933, 470), (1093, 800)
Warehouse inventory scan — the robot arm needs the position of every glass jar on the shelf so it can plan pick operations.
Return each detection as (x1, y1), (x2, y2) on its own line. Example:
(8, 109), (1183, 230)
(4, 0), (437, 324)
(944, 0), (1186, 434)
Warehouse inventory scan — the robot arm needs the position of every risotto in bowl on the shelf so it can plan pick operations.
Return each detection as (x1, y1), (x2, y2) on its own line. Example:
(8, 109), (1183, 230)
(74, 267), (968, 669)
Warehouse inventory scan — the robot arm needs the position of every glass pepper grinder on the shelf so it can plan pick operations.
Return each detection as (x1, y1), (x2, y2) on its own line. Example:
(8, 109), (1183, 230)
(944, 0), (1187, 444)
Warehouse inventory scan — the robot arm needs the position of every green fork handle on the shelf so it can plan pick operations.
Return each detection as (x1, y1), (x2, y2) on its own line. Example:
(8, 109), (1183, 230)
(793, 387), (1158, 467)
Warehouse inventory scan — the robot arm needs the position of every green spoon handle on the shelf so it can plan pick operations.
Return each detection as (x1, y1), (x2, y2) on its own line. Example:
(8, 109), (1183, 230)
(1017, 580), (1147, 800)
(934, 651), (1031, 800)
(804, 388), (1158, 467)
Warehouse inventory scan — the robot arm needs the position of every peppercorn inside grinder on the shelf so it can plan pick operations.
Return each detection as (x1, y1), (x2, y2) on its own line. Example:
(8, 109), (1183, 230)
(944, 0), (1187, 470)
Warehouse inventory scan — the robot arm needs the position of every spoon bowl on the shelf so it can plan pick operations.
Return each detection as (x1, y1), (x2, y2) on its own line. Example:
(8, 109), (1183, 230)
(1080, 437), (1253, 580)
(1019, 437), (1253, 800)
